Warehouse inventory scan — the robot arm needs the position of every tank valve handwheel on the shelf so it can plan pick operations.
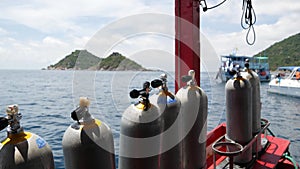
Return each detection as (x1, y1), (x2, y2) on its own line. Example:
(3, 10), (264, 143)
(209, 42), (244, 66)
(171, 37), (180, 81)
(0, 117), (8, 131)
(151, 74), (175, 100)
(181, 70), (196, 85)
(70, 97), (92, 124)
(129, 81), (151, 111)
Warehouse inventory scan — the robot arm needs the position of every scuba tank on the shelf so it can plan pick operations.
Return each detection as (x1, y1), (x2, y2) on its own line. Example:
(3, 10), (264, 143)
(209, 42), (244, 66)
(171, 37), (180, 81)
(0, 104), (54, 169)
(240, 59), (262, 154)
(226, 70), (253, 164)
(176, 70), (208, 169)
(150, 73), (182, 169)
(62, 97), (115, 169)
(119, 81), (162, 169)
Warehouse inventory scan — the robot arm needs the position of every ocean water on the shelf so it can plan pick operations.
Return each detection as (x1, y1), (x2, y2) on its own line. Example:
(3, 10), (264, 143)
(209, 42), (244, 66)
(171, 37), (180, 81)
(0, 70), (299, 169)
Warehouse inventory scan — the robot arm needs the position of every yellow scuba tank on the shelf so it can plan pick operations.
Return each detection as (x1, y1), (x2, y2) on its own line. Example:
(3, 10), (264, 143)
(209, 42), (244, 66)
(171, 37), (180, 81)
(0, 104), (54, 169)
(150, 74), (182, 169)
(176, 70), (208, 169)
(62, 97), (116, 169)
(119, 81), (162, 169)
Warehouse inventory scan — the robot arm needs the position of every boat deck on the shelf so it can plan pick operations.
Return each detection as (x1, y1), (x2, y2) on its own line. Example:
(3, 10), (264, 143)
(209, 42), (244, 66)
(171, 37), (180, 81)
(206, 123), (295, 169)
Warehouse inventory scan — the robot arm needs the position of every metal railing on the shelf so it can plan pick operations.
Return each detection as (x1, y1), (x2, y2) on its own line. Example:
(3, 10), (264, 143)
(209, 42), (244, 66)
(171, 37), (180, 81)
(212, 118), (270, 169)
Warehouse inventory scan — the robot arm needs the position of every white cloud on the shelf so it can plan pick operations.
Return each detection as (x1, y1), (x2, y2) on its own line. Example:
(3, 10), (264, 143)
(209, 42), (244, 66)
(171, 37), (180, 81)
(0, 27), (8, 36)
(255, 0), (300, 16)
(85, 13), (175, 59)
(42, 36), (67, 46)
(201, 0), (242, 24)
(0, 0), (167, 34)
(0, 35), (87, 69)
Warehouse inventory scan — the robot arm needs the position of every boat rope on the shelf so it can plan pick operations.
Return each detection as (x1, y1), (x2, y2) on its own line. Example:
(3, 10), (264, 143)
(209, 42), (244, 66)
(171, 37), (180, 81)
(241, 0), (256, 45)
(282, 152), (299, 169)
(261, 120), (276, 137)
(266, 128), (276, 137)
(199, 0), (227, 12)
(199, 0), (257, 45)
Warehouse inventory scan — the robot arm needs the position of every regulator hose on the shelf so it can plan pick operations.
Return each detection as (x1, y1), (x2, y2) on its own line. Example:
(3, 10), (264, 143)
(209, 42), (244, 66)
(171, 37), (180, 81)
(0, 117), (8, 131)
(282, 152), (299, 169)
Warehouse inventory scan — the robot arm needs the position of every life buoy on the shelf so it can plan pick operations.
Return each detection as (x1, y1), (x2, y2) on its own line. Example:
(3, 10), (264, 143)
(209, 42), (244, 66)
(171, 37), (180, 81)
(296, 71), (300, 80)
(260, 71), (266, 76)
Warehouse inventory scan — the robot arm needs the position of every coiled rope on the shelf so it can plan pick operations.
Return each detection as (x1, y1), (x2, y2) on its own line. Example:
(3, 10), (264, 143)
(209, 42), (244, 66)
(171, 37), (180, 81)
(200, 0), (257, 45)
(241, 0), (256, 45)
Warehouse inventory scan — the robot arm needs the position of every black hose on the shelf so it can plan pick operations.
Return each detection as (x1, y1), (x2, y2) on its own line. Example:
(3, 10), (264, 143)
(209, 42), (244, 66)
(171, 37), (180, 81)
(0, 117), (8, 131)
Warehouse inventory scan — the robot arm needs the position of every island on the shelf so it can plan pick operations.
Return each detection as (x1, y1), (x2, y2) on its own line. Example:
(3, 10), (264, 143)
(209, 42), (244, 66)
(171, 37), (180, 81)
(47, 50), (147, 71)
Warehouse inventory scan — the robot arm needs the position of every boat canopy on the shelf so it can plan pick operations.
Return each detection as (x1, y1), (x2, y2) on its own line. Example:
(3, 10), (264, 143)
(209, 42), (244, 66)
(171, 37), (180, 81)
(277, 66), (300, 72)
(220, 55), (269, 70)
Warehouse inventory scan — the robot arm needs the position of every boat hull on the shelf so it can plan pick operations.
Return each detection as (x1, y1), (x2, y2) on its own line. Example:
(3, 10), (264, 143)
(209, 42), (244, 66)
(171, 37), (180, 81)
(268, 79), (300, 98)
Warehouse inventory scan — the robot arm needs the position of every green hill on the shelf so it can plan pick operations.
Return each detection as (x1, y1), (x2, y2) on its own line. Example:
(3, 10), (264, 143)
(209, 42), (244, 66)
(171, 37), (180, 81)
(49, 50), (101, 70)
(48, 50), (146, 71)
(255, 33), (300, 70)
(97, 52), (145, 71)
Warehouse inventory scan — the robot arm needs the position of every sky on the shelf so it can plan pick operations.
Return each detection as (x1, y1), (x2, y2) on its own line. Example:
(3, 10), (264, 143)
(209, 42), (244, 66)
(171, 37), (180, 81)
(0, 0), (299, 72)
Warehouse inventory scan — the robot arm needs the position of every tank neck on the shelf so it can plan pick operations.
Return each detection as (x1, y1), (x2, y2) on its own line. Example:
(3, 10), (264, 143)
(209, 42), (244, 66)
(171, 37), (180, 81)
(7, 128), (24, 137)
(235, 74), (244, 80)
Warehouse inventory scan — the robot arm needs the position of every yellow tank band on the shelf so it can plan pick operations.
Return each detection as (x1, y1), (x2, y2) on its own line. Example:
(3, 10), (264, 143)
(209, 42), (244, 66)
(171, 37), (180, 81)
(135, 103), (151, 110)
(136, 103), (145, 110)
(80, 119), (102, 130)
(159, 91), (167, 96)
(1, 132), (32, 145)
(234, 76), (244, 80)
(95, 119), (102, 126)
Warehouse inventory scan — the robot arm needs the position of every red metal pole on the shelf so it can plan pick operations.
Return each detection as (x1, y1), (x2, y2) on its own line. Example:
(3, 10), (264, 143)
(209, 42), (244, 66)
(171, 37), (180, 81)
(175, 0), (200, 92)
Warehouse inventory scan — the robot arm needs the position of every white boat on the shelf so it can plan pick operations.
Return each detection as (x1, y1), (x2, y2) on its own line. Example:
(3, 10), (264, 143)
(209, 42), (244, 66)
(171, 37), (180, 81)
(217, 55), (271, 82)
(268, 66), (300, 97)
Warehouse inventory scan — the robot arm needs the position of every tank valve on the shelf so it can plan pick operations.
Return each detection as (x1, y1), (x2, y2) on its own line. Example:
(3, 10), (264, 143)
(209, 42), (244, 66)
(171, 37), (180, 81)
(71, 97), (93, 124)
(0, 105), (24, 133)
(151, 73), (175, 100)
(0, 117), (8, 131)
(129, 81), (151, 111)
(245, 59), (250, 69)
(181, 70), (196, 86)
(4, 104), (23, 134)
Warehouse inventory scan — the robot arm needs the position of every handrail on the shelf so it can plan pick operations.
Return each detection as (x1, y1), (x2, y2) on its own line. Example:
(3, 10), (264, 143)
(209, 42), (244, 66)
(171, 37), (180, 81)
(212, 118), (271, 169)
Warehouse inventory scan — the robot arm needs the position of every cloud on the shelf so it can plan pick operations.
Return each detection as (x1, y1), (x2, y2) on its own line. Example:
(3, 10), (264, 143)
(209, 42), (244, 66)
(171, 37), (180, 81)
(0, 0), (170, 34)
(85, 13), (175, 59)
(0, 27), (8, 36)
(0, 35), (87, 69)
(255, 0), (300, 16)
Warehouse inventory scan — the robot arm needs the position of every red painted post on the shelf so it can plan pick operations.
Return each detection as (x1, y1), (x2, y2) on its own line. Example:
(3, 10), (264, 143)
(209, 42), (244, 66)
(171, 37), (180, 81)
(175, 0), (201, 92)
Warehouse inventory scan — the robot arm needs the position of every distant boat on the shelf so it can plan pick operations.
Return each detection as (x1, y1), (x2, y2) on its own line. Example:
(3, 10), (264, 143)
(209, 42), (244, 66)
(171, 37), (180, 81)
(268, 66), (300, 97)
(216, 55), (271, 82)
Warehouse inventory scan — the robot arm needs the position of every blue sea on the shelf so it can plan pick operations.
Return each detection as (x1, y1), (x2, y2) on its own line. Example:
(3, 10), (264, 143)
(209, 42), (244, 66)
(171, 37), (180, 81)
(0, 70), (299, 169)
